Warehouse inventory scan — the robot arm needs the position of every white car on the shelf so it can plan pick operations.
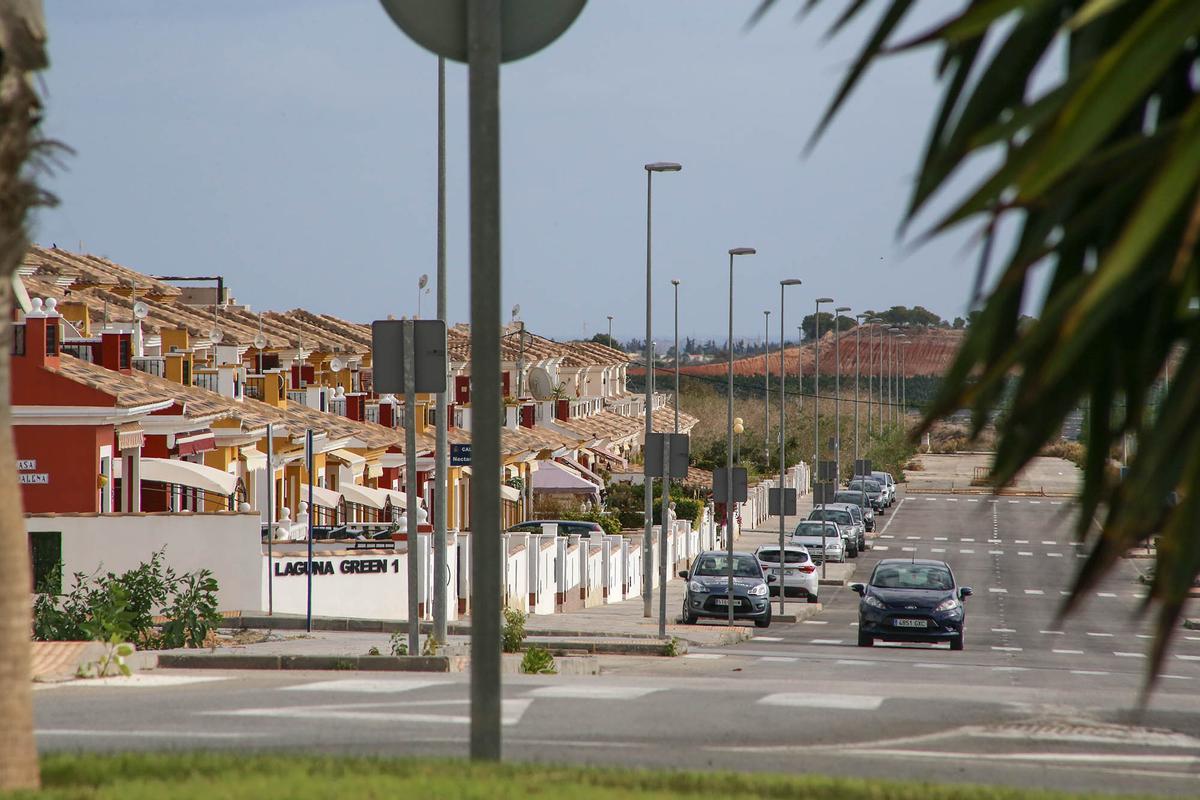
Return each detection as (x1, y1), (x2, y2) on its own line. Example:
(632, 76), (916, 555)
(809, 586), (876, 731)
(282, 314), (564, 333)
(755, 544), (820, 604)
(790, 519), (846, 563)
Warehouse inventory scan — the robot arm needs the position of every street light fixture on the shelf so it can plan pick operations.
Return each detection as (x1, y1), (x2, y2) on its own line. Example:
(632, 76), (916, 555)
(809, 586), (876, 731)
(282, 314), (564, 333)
(643, 160), (682, 619)
(834, 306), (851, 483)
(725, 246), (756, 626)
(763, 309), (771, 466)
(778, 279), (801, 616)
(606, 314), (613, 347)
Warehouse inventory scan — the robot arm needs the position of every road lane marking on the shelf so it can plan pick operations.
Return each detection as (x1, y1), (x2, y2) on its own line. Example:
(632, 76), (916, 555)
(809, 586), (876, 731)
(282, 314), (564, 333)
(1060, 591), (1071, 596)
(810, 639), (844, 645)
(991, 628), (1016, 633)
(759, 693), (883, 710)
(1086, 632), (1114, 637)
(758, 656), (798, 663)
(906, 536), (920, 540)
(913, 663), (951, 669)
(901, 547), (915, 552)
(684, 653), (724, 660)
(211, 700), (532, 727)
(1071, 670), (1109, 676)
(1024, 589), (1044, 595)
(1040, 630), (1064, 635)
(1015, 539), (1029, 544)
(1008, 500), (1020, 504)
(1047, 552), (1063, 557)
(1097, 592), (1118, 598)
(1054, 650), (1085, 655)
(959, 549), (975, 554)
(1018, 552), (1033, 556)
(43, 674), (231, 689)
(930, 548), (945, 553)
(527, 686), (662, 700)
(1114, 652), (1145, 658)
(967, 499), (979, 503)
(836, 659), (875, 666)
(874, 546), (890, 551)
(988, 588), (1007, 593)
(754, 636), (784, 641)
(1028, 501), (1041, 505)
(1041, 540), (1055, 545)
(992, 646), (1023, 652)
(992, 666), (1027, 672)
(1163, 675), (1194, 680)
(961, 538), (975, 542)
(802, 620), (828, 625)
(281, 679), (448, 694)
(1176, 654), (1200, 661)
(946, 498), (958, 502)
(989, 550), (1005, 555)
(934, 537), (947, 541)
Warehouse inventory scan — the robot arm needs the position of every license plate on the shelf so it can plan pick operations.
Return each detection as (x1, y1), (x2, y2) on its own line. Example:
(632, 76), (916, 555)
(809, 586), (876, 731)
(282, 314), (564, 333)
(714, 598), (732, 606)
(893, 618), (928, 628)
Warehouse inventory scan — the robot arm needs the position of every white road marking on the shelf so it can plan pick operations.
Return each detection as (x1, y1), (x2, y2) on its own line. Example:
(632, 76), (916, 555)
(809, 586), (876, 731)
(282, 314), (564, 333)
(759, 656), (798, 663)
(759, 693), (883, 710)
(1071, 670), (1109, 676)
(684, 653), (724, 660)
(901, 547), (915, 552)
(1086, 632), (1114, 638)
(1040, 630), (1065, 635)
(1018, 551), (1034, 557)
(1041, 540), (1055, 545)
(1008, 500), (1020, 504)
(1114, 652), (1145, 659)
(1054, 650), (1085, 655)
(1014, 540), (1029, 544)
(988, 539), (1002, 544)
(1136, 634), (1153, 640)
(967, 499), (979, 503)
(1176, 654), (1200, 662)
(925, 497), (938, 501)
(1028, 501), (1041, 505)
(906, 536), (921, 540)
(874, 546), (890, 551)
(281, 679), (448, 694)
(528, 686), (661, 700)
(913, 663), (951, 669)
(810, 639), (844, 645)
(992, 666), (1027, 672)
(212, 699), (532, 727)
(992, 646), (1023, 652)
(1186, 636), (1200, 641)
(46, 674), (231, 689)
(930, 548), (945, 553)
(36, 729), (262, 739)
(989, 550), (1006, 555)
(961, 538), (975, 542)
(1098, 592), (1118, 598)
(754, 636), (784, 641)
(836, 659), (875, 666)
(991, 628), (1016, 633)
(1024, 589), (1044, 595)
(946, 498), (959, 503)
(1060, 591), (1072, 596)
(1163, 675), (1194, 680)
(802, 620), (828, 625)
(988, 588), (1007, 594)
(959, 549), (975, 554)
(1051, 501), (1063, 506)
(880, 534), (894, 539)
(1047, 552), (1063, 557)
(934, 537), (948, 541)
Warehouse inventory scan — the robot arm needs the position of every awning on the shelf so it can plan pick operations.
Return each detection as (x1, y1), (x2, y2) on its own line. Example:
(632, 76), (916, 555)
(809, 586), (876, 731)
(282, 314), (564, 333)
(299, 484), (342, 510)
(366, 463), (383, 479)
(327, 448), (366, 470)
(116, 423), (144, 452)
(340, 481), (390, 510)
(113, 457), (238, 496)
(588, 444), (627, 470)
(174, 431), (216, 456)
(380, 488), (417, 511)
(240, 447), (267, 471)
(556, 455), (603, 487)
(531, 460), (601, 498)
(500, 484), (521, 502)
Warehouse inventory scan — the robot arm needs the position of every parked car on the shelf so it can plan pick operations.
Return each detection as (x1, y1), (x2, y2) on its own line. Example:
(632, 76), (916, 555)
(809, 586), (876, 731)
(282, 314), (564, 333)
(871, 471), (897, 505)
(847, 478), (886, 512)
(679, 551), (772, 628)
(507, 519), (604, 538)
(851, 559), (972, 650)
(755, 544), (820, 603)
(833, 490), (875, 531)
(825, 503), (866, 553)
(790, 520), (845, 564)
(807, 506), (861, 557)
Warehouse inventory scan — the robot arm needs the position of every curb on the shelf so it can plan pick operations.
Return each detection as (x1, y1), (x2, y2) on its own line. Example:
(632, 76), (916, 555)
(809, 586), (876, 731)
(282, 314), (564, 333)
(156, 653), (461, 672)
(226, 613), (669, 641)
(524, 637), (686, 657)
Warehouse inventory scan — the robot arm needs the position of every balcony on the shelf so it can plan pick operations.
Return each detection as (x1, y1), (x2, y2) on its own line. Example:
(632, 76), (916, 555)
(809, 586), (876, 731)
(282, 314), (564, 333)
(132, 356), (165, 377)
(192, 370), (219, 392)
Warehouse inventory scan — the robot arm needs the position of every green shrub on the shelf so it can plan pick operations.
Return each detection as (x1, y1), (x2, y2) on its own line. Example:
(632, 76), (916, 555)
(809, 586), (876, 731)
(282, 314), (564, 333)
(520, 644), (556, 675)
(556, 509), (621, 536)
(389, 630), (408, 656)
(159, 570), (221, 649)
(501, 607), (526, 653)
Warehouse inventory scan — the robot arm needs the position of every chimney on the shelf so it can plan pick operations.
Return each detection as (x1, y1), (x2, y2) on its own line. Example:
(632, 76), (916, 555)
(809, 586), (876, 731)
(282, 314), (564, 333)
(378, 396), (396, 428)
(100, 330), (133, 374)
(262, 370), (288, 407)
(346, 392), (365, 422)
(21, 297), (61, 369)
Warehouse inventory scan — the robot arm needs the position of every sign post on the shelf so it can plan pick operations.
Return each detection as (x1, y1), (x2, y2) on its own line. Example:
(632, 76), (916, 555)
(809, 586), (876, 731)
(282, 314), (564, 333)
(646, 432), (688, 637)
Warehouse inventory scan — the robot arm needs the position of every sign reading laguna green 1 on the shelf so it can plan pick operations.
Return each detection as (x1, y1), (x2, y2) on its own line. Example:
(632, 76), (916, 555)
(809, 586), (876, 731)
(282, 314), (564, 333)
(274, 558), (400, 577)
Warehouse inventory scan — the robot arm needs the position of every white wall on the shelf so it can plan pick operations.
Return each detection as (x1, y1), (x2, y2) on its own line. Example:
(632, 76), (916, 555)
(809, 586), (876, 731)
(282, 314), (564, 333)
(26, 512), (263, 613)
(265, 551), (408, 620)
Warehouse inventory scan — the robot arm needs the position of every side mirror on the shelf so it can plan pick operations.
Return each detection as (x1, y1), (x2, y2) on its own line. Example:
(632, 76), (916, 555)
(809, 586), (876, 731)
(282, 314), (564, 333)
(849, 583), (866, 596)
(959, 586), (973, 599)
(677, 570), (689, 579)
(767, 575), (778, 583)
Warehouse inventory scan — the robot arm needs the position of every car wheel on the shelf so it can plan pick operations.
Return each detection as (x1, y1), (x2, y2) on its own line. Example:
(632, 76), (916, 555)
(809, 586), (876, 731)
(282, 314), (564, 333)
(950, 634), (964, 651)
(848, 547), (859, 559)
(681, 608), (695, 625)
(807, 594), (819, 604)
(857, 630), (873, 647)
(755, 611), (772, 629)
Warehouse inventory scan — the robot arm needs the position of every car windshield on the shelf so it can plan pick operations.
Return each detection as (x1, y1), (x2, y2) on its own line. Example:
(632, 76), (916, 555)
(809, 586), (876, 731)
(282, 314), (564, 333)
(693, 555), (762, 577)
(834, 492), (866, 505)
(871, 564), (954, 591)
(849, 480), (881, 493)
(809, 509), (852, 524)
(794, 522), (838, 538)
(758, 549), (809, 564)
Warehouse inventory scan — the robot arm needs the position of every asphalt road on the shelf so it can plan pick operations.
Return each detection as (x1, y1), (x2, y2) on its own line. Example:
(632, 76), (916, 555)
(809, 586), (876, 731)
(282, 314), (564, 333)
(34, 492), (1200, 797)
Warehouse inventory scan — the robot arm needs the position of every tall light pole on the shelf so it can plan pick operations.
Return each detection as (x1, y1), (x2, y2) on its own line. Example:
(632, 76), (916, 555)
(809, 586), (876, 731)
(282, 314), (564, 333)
(607, 314), (613, 347)
(854, 313), (866, 472)
(888, 327), (901, 426)
(813, 298), (833, 491)
(900, 338), (910, 422)
(778, 279), (801, 616)
(672, 280), (680, 434)
(763, 309), (771, 466)
(797, 325), (804, 411)
(432, 55), (449, 646)
(834, 306), (850, 483)
(643, 161), (681, 619)
(726, 247), (757, 626)
(876, 321), (886, 431)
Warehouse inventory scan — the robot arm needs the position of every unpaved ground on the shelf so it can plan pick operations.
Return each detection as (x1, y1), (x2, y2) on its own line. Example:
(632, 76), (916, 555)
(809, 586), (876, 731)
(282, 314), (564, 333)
(906, 453), (1080, 495)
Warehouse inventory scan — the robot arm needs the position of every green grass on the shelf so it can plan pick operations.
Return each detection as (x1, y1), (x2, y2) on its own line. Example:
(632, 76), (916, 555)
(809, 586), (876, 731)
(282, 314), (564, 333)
(2, 753), (1166, 799)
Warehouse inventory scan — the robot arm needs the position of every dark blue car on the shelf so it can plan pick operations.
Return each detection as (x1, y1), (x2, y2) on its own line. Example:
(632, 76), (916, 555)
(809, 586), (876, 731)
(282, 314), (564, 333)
(852, 559), (972, 650)
(678, 551), (772, 628)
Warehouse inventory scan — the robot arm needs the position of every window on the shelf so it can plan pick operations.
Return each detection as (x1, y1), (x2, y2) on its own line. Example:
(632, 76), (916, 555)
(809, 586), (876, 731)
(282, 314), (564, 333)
(45, 321), (59, 356)
(12, 324), (24, 356)
(28, 531), (62, 593)
(118, 337), (131, 369)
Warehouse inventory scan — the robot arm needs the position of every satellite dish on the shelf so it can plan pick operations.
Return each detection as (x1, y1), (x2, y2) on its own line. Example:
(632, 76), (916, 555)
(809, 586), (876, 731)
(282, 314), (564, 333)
(209, 328), (224, 344)
(511, 304), (521, 319)
(527, 366), (554, 400)
(329, 357), (345, 373)
(418, 274), (429, 290)
(132, 301), (149, 320)
(253, 334), (267, 349)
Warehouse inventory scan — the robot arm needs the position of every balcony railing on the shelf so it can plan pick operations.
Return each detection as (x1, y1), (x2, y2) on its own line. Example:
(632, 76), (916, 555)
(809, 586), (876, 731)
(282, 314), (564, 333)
(287, 390), (307, 406)
(193, 370), (219, 392)
(132, 356), (165, 377)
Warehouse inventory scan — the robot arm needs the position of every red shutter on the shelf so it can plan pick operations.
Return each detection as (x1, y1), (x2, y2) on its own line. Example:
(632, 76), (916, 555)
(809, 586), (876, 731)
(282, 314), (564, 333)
(502, 372), (511, 397)
(455, 376), (471, 405)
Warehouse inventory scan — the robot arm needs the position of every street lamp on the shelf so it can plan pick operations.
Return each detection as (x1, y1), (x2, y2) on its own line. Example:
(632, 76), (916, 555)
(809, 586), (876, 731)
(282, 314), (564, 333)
(671, 281), (680, 434)
(873, 320), (886, 431)
(854, 313), (867, 473)
(763, 309), (771, 466)
(888, 327), (901, 426)
(643, 160), (682, 619)
(725, 246), (756, 626)
(813, 298), (833, 492)
(607, 314), (613, 347)
(834, 306), (850, 483)
(796, 325), (804, 412)
(778, 279), (802, 616)
(900, 337), (911, 421)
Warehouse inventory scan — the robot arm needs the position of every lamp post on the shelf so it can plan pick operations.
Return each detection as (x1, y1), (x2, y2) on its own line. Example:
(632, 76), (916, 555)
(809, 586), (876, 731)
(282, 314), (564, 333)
(607, 315), (613, 347)
(813, 298), (833, 496)
(763, 309), (771, 466)
(671, 281), (680, 434)
(876, 321), (887, 431)
(834, 306), (850, 483)
(643, 161), (681, 619)
(726, 247), (757, 626)
(797, 325), (803, 411)
(778, 279), (802, 616)
(854, 313), (866, 472)
(900, 338), (911, 422)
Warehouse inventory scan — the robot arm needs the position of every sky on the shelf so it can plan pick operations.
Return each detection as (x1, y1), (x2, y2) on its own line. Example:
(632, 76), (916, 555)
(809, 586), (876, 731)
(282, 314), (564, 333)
(37, 1), (999, 344)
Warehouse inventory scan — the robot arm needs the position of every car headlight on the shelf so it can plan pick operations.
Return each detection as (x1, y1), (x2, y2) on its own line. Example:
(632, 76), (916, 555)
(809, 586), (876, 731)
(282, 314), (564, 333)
(934, 598), (961, 613)
(863, 594), (886, 609)
(748, 583), (769, 597)
(688, 580), (709, 594)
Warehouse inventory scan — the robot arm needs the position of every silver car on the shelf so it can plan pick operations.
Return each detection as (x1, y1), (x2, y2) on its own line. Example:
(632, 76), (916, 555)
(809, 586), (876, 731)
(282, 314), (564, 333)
(791, 520), (846, 563)
(808, 505), (863, 558)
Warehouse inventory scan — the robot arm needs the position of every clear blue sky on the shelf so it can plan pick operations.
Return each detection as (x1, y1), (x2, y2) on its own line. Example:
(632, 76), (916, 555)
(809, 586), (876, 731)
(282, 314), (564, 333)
(37, 1), (993, 343)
